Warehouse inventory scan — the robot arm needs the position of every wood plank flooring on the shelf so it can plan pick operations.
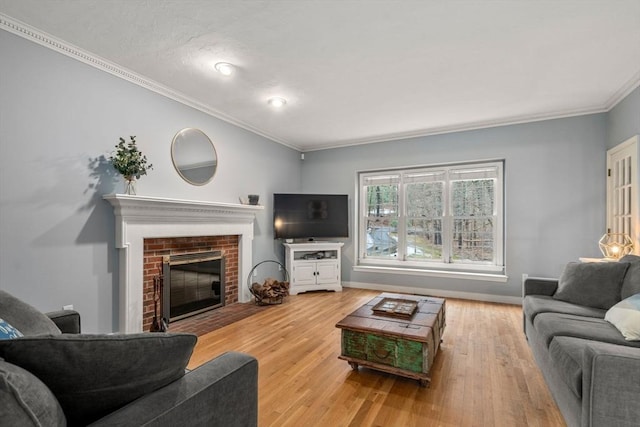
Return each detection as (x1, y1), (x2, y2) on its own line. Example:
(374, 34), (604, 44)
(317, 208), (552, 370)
(188, 288), (565, 427)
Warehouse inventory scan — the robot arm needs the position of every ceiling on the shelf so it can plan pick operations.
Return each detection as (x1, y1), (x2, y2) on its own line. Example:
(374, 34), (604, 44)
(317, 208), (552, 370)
(1, 1), (639, 152)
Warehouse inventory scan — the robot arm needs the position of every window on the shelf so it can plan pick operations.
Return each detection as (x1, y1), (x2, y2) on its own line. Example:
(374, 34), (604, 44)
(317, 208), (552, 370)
(358, 161), (504, 274)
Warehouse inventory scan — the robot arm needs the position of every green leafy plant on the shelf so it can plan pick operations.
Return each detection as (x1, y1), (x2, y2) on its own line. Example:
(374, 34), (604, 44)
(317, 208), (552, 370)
(109, 136), (153, 179)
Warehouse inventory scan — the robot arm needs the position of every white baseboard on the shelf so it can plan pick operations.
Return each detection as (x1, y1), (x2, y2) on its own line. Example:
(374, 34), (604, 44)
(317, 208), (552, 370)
(343, 281), (523, 305)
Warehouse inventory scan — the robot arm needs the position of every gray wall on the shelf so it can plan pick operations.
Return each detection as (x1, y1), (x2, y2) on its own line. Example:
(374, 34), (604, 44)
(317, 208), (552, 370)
(1, 27), (637, 330)
(301, 114), (611, 300)
(0, 30), (302, 332)
(607, 86), (640, 149)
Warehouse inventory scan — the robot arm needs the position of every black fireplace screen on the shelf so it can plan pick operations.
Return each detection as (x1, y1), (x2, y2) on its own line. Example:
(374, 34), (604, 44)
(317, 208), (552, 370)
(162, 251), (225, 322)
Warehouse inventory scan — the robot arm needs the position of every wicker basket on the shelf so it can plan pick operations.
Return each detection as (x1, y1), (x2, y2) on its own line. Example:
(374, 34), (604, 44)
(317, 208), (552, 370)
(247, 260), (290, 305)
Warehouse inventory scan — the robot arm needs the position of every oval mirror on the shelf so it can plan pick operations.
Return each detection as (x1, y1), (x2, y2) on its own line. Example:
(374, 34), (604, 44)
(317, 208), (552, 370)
(171, 128), (218, 185)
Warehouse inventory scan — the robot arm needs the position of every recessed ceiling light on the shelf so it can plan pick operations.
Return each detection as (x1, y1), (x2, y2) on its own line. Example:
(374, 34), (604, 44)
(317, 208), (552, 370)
(268, 97), (287, 108)
(214, 62), (234, 76)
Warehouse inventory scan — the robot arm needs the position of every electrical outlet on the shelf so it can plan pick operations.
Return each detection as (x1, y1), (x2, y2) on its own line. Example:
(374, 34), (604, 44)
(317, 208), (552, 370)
(522, 273), (528, 285)
(253, 269), (258, 277)
(278, 264), (282, 271)
(63, 304), (74, 311)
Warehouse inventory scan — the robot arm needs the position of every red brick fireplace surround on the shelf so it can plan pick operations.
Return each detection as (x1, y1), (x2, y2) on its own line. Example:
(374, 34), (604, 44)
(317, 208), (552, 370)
(142, 235), (239, 332)
(104, 194), (263, 333)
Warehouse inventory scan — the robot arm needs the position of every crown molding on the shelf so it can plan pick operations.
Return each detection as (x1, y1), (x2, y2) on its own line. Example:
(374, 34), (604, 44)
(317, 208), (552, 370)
(0, 14), (299, 151)
(603, 70), (640, 111)
(304, 105), (610, 152)
(305, 74), (640, 152)
(2, 13), (638, 154)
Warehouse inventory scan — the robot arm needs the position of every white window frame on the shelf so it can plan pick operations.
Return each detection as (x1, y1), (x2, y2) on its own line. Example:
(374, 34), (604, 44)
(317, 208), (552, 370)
(355, 160), (505, 278)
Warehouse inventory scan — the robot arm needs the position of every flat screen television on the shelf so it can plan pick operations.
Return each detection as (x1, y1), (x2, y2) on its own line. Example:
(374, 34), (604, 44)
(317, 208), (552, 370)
(273, 193), (349, 240)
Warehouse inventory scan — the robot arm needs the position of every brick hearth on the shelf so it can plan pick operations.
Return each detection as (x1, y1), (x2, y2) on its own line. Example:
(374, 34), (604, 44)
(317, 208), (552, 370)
(142, 235), (239, 332)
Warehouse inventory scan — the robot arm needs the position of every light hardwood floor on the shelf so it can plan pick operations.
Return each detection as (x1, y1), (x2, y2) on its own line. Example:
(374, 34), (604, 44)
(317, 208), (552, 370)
(189, 288), (565, 427)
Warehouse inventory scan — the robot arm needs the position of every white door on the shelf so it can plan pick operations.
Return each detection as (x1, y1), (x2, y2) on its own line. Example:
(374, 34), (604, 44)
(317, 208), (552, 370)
(607, 135), (639, 254)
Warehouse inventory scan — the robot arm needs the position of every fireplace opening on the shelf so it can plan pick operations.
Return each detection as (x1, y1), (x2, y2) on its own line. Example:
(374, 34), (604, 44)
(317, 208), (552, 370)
(162, 251), (225, 322)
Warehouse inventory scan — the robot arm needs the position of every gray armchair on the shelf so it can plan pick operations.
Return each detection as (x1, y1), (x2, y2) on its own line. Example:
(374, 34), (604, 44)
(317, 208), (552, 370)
(45, 309), (81, 334)
(0, 290), (258, 427)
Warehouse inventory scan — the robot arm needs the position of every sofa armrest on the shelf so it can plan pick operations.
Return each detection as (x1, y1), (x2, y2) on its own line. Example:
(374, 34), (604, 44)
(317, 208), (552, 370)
(45, 310), (81, 334)
(582, 341), (640, 427)
(523, 277), (558, 297)
(88, 351), (258, 427)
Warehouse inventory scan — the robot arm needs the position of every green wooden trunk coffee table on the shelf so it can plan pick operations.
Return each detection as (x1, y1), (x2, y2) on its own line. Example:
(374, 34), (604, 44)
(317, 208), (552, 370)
(336, 292), (446, 386)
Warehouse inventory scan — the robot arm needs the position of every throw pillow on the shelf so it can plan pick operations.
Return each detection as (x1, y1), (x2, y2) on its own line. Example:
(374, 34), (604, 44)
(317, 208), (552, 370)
(619, 255), (640, 299)
(0, 290), (61, 336)
(0, 357), (66, 426)
(605, 293), (640, 341)
(0, 318), (23, 340)
(553, 262), (629, 310)
(0, 332), (197, 426)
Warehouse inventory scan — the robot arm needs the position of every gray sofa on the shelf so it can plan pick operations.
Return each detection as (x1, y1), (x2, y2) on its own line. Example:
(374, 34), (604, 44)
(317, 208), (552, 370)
(0, 290), (258, 426)
(523, 255), (640, 427)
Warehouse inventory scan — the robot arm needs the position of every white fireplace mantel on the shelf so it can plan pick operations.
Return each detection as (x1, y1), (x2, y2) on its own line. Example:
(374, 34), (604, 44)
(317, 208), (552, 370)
(104, 194), (263, 333)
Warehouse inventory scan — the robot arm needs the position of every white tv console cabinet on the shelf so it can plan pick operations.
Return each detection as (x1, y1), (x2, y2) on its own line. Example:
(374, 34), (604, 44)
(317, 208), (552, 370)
(283, 242), (344, 295)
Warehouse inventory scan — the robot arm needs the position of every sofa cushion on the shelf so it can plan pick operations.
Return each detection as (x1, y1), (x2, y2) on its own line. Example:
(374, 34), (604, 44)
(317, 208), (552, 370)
(0, 318), (24, 339)
(0, 357), (66, 427)
(605, 293), (640, 341)
(619, 255), (640, 299)
(523, 295), (606, 324)
(533, 312), (640, 349)
(553, 262), (629, 309)
(0, 290), (61, 336)
(548, 336), (587, 399)
(0, 332), (196, 426)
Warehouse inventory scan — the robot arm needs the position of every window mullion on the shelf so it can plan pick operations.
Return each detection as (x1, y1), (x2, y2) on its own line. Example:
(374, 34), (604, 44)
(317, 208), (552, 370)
(359, 179), (367, 260)
(397, 179), (406, 260)
(495, 219), (502, 266)
(494, 170), (504, 266)
(442, 174), (452, 263)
